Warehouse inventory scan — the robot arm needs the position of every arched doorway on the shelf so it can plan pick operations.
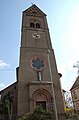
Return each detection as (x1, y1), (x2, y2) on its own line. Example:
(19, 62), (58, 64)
(32, 88), (52, 111)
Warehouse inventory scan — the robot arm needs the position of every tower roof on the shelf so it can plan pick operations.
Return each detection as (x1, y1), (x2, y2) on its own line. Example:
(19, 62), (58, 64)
(70, 76), (79, 90)
(23, 4), (46, 17)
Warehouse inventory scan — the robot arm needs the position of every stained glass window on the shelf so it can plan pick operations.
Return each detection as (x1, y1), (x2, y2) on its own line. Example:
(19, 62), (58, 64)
(32, 59), (44, 70)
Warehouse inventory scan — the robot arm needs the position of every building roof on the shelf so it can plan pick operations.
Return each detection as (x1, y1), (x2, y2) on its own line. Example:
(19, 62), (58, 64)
(0, 82), (17, 94)
(70, 76), (79, 91)
(23, 4), (46, 16)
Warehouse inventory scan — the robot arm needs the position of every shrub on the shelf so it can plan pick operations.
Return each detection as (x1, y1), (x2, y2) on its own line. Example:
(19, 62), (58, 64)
(17, 106), (54, 120)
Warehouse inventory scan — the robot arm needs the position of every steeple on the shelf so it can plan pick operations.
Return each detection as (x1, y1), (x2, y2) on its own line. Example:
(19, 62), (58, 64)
(21, 4), (52, 49)
(18, 5), (65, 120)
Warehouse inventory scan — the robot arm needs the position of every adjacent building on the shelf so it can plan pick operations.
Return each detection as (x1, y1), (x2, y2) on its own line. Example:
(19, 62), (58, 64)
(0, 4), (65, 120)
(70, 76), (79, 112)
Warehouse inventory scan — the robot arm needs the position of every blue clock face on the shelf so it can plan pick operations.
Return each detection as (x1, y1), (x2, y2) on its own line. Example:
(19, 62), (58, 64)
(31, 58), (45, 70)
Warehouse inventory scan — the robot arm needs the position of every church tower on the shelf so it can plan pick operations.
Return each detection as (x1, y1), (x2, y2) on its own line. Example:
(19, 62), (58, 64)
(18, 4), (65, 120)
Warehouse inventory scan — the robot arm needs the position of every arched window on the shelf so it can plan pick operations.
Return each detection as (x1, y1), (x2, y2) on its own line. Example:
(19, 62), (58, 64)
(36, 23), (40, 28)
(30, 22), (34, 28)
(30, 20), (41, 28)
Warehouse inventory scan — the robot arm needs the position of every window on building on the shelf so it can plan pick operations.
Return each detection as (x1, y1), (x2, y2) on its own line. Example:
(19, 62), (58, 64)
(30, 20), (41, 28)
(36, 23), (40, 28)
(30, 22), (34, 28)
(73, 91), (77, 99)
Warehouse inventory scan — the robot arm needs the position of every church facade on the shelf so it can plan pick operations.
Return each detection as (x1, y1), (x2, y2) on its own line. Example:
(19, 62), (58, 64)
(0, 5), (65, 120)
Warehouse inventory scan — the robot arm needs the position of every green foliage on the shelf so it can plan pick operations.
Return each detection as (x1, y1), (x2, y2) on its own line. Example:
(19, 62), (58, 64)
(0, 94), (12, 120)
(0, 96), (9, 115)
(65, 107), (74, 119)
(65, 110), (79, 120)
(17, 106), (54, 120)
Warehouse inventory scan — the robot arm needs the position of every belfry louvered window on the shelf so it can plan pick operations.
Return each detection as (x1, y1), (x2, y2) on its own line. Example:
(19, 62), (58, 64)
(30, 20), (40, 28)
(30, 22), (34, 28)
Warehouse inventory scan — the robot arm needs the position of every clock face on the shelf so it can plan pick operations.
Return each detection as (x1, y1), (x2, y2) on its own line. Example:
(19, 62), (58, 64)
(31, 57), (46, 71)
(32, 33), (41, 40)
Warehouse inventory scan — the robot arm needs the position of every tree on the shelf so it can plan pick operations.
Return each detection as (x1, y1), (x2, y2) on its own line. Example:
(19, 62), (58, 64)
(0, 93), (13, 120)
(65, 91), (73, 108)
(0, 95), (9, 120)
(64, 91), (74, 119)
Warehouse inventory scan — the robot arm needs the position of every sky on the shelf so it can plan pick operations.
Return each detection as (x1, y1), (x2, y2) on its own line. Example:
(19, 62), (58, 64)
(0, 0), (79, 91)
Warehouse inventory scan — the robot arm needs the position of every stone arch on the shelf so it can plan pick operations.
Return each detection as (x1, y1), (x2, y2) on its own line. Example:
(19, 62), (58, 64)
(30, 22), (34, 28)
(32, 88), (53, 111)
(36, 23), (40, 28)
(30, 19), (41, 28)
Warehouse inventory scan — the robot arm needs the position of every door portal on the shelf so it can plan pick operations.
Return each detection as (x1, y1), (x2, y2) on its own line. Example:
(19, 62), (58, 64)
(36, 101), (46, 110)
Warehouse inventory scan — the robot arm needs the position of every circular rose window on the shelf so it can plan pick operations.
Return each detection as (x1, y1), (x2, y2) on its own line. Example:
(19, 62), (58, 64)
(31, 57), (46, 71)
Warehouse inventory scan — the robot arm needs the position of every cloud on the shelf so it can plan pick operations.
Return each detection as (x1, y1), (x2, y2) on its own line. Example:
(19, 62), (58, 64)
(0, 60), (9, 68)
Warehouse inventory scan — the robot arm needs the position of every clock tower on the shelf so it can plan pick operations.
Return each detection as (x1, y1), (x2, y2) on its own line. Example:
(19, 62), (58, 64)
(18, 4), (65, 120)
